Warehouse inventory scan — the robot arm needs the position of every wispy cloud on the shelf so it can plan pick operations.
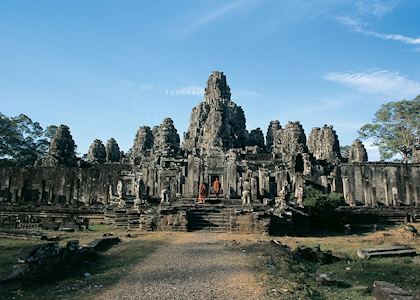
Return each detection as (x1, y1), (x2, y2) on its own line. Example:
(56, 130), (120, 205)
(323, 69), (420, 99)
(196, 0), (248, 27)
(184, 0), (251, 35)
(353, 0), (400, 18)
(118, 80), (154, 91)
(233, 89), (261, 99)
(336, 16), (420, 45)
(164, 86), (204, 96)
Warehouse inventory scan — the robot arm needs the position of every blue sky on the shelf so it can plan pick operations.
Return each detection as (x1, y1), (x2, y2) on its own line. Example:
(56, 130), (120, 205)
(1, 0), (420, 160)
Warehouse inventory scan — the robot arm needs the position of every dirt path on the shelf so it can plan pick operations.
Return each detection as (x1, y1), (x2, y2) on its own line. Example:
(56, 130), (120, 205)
(95, 233), (266, 300)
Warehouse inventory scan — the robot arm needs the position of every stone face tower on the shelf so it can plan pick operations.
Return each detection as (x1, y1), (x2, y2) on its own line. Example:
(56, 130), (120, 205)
(308, 125), (341, 163)
(183, 71), (248, 153)
(348, 139), (368, 163)
(204, 71), (231, 103)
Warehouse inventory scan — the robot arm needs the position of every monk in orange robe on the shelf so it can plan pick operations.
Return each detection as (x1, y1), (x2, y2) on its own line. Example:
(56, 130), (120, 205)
(198, 183), (206, 204)
(213, 177), (221, 199)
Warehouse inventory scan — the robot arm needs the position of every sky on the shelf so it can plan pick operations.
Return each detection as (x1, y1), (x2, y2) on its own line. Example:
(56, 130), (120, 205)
(1, 0), (420, 160)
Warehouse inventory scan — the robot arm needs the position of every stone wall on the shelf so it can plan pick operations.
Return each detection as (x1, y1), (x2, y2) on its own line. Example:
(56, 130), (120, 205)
(339, 163), (420, 207)
(0, 165), (130, 206)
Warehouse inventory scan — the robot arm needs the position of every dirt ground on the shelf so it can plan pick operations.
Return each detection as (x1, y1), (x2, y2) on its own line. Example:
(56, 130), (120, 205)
(95, 232), (266, 300)
(1, 224), (419, 300)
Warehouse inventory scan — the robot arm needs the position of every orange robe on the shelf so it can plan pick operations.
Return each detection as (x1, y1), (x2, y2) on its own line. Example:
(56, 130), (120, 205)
(213, 180), (221, 195)
(198, 183), (206, 202)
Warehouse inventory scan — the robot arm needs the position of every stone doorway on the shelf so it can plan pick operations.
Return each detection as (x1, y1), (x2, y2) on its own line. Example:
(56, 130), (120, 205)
(209, 174), (222, 195)
(295, 154), (304, 173)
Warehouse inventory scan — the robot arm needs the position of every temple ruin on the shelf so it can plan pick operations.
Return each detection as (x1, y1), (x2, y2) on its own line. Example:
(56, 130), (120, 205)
(0, 71), (419, 233)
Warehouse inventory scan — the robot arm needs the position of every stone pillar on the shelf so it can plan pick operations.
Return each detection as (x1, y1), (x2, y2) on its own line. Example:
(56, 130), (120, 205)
(226, 158), (237, 198)
(48, 184), (54, 205)
(237, 175), (243, 198)
(371, 187), (377, 207)
(415, 187), (420, 208)
(342, 176), (353, 206)
(405, 182), (413, 206)
(363, 178), (372, 206)
(384, 179), (390, 206)
(40, 180), (46, 205)
(320, 176), (328, 193)
(391, 186), (399, 206)
(65, 183), (72, 205)
(251, 177), (258, 202)
(343, 167), (356, 206)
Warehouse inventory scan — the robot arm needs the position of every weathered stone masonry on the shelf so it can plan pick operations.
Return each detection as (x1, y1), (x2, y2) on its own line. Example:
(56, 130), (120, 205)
(0, 71), (419, 233)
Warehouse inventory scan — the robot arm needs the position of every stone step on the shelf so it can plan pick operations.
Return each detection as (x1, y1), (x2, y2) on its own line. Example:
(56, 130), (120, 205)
(190, 229), (229, 233)
(189, 220), (228, 224)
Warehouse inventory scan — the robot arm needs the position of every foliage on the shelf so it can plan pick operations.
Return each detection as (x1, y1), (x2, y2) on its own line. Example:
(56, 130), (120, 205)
(303, 186), (343, 208)
(358, 96), (420, 162)
(0, 113), (56, 166)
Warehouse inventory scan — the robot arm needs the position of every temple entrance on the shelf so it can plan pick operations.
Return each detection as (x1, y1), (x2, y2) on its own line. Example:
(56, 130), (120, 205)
(295, 154), (304, 173)
(209, 174), (221, 195)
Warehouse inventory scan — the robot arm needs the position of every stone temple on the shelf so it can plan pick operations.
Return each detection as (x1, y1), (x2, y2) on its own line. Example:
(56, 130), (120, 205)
(0, 71), (419, 233)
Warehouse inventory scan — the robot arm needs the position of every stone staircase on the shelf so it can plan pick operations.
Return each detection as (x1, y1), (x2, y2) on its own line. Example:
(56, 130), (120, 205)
(186, 207), (231, 232)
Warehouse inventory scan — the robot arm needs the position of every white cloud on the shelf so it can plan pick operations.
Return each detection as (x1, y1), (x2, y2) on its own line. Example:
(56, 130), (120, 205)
(323, 69), (420, 99)
(118, 80), (154, 91)
(336, 16), (420, 45)
(196, 0), (248, 27)
(164, 86), (204, 96)
(354, 0), (400, 18)
(233, 89), (261, 98)
(183, 0), (251, 35)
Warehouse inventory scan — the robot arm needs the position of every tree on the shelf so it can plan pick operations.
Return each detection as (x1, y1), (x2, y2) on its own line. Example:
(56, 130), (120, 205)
(359, 96), (420, 162)
(0, 113), (54, 166)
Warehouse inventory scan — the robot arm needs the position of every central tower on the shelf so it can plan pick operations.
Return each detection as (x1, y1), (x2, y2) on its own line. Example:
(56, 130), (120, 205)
(182, 71), (248, 153)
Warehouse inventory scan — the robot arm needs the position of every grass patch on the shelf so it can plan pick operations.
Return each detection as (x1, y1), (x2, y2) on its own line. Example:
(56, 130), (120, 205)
(248, 225), (420, 299)
(0, 229), (165, 300)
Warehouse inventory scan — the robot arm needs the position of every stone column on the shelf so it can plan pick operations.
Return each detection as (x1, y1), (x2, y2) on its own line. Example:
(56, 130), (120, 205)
(320, 176), (328, 193)
(371, 187), (378, 207)
(65, 183), (72, 205)
(48, 185), (54, 205)
(342, 176), (353, 206)
(405, 182), (413, 206)
(226, 159), (237, 198)
(415, 187), (420, 208)
(251, 177), (258, 202)
(384, 179), (390, 206)
(363, 178), (372, 206)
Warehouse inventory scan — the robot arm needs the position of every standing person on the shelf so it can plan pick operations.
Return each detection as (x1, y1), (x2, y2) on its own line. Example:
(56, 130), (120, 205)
(198, 182), (206, 204)
(213, 177), (221, 199)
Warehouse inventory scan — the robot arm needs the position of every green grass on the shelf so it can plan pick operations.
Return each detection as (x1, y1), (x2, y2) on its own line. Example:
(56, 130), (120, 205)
(0, 239), (45, 279)
(0, 228), (165, 300)
(247, 240), (420, 300)
(317, 256), (420, 299)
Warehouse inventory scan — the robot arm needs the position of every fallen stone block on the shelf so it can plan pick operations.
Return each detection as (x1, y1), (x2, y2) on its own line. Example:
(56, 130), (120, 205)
(17, 242), (59, 264)
(86, 237), (121, 251)
(66, 240), (80, 251)
(357, 246), (416, 259)
(316, 273), (351, 288)
(293, 245), (340, 264)
(373, 281), (413, 300)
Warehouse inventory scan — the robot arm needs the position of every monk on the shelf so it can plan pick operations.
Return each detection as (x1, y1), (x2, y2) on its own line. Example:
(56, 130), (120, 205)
(198, 182), (206, 204)
(213, 177), (221, 199)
